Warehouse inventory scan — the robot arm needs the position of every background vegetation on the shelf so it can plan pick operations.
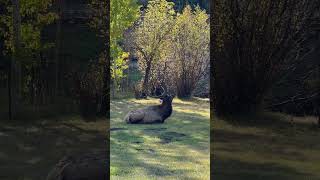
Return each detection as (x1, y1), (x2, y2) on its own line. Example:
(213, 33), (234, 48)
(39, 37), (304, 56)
(111, 0), (210, 99)
(211, 0), (319, 179)
(212, 0), (319, 117)
(0, 0), (108, 179)
(110, 0), (210, 179)
(0, 0), (109, 119)
(0, 0), (319, 179)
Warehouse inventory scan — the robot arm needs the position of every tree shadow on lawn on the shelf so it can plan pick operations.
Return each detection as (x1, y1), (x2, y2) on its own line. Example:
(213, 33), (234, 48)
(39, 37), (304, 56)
(111, 108), (210, 150)
(111, 146), (175, 177)
(111, 125), (207, 159)
(213, 129), (320, 171)
(0, 118), (107, 180)
(212, 156), (317, 180)
(212, 125), (320, 179)
(214, 128), (319, 152)
(219, 113), (319, 134)
(111, 129), (207, 179)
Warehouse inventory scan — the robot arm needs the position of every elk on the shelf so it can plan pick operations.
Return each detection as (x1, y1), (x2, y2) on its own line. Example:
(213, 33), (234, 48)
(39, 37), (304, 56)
(125, 88), (174, 124)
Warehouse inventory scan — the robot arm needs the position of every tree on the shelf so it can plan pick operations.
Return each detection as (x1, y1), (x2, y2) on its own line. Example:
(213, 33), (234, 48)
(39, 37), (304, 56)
(172, 0), (209, 11)
(169, 5), (209, 98)
(54, 0), (64, 98)
(212, 0), (320, 116)
(133, 0), (175, 96)
(10, 0), (22, 120)
(110, 0), (140, 94)
(266, 41), (319, 114)
(0, 0), (57, 119)
(89, 0), (139, 114)
(89, 0), (108, 116)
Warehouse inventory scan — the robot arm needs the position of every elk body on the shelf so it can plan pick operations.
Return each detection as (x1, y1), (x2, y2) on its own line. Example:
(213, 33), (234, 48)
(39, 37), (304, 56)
(125, 95), (174, 124)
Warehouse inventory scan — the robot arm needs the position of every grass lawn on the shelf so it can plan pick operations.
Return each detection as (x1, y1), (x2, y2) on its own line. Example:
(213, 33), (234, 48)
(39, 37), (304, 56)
(110, 98), (210, 180)
(212, 113), (320, 180)
(0, 116), (107, 180)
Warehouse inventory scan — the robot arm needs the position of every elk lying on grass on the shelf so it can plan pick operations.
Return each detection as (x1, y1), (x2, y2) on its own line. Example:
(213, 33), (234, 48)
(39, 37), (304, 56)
(124, 94), (174, 124)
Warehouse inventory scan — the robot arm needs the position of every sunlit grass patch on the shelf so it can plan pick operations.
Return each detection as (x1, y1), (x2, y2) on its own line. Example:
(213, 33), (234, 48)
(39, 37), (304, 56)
(111, 97), (210, 179)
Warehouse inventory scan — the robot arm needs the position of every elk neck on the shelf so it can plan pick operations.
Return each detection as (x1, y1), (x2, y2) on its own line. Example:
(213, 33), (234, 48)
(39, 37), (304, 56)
(159, 100), (173, 120)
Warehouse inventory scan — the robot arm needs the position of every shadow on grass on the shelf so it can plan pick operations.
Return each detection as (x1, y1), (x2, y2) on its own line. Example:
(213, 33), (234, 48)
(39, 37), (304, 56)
(217, 113), (319, 137)
(212, 157), (316, 180)
(112, 149), (174, 177)
(111, 130), (204, 180)
(0, 117), (107, 180)
(212, 114), (320, 180)
(213, 128), (316, 161)
(112, 108), (209, 150)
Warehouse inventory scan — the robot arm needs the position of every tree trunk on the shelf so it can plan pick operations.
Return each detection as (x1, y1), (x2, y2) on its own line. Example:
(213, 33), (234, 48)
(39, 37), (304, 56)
(317, 64), (320, 128)
(54, 0), (63, 100)
(8, 64), (12, 120)
(98, 52), (109, 116)
(142, 60), (152, 96)
(10, 0), (22, 120)
(98, 1), (109, 117)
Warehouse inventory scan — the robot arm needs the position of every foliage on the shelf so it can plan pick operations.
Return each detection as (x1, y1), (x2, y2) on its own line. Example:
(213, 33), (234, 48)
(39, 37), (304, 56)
(171, 0), (209, 11)
(0, 0), (57, 111)
(132, 1), (209, 98)
(89, 0), (107, 40)
(212, 0), (320, 115)
(133, 0), (175, 94)
(137, 0), (209, 11)
(169, 5), (209, 98)
(0, 0), (57, 56)
(78, 60), (105, 117)
(110, 0), (140, 90)
(111, 51), (129, 89)
(134, 0), (175, 59)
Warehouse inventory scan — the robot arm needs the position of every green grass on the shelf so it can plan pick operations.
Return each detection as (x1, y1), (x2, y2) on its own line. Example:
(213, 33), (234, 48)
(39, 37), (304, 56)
(212, 113), (320, 180)
(110, 98), (210, 180)
(0, 116), (107, 180)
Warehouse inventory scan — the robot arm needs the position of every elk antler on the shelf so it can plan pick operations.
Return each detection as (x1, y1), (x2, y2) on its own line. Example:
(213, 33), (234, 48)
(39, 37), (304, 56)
(150, 85), (166, 98)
